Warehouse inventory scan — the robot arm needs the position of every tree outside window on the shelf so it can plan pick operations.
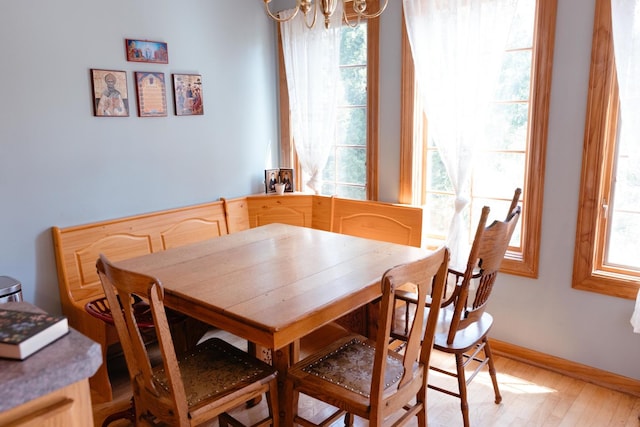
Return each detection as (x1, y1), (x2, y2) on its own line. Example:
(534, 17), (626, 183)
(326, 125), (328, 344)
(319, 24), (368, 199)
(279, 11), (379, 200)
(401, 0), (557, 277)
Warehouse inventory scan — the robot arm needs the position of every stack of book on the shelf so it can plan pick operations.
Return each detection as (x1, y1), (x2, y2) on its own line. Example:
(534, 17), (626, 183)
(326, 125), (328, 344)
(0, 308), (69, 360)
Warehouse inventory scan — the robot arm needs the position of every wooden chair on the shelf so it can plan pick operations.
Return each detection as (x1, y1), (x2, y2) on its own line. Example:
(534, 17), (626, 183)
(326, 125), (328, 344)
(85, 295), (197, 426)
(392, 188), (522, 427)
(95, 253), (279, 427)
(284, 246), (450, 427)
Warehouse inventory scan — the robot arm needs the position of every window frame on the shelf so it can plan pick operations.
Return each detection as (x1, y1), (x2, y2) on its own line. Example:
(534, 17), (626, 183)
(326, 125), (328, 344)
(572, 0), (639, 300)
(399, 0), (558, 278)
(278, 0), (380, 200)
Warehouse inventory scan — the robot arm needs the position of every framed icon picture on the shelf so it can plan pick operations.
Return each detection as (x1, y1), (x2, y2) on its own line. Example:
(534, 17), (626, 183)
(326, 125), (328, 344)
(279, 168), (295, 192)
(135, 72), (167, 117)
(125, 39), (168, 64)
(90, 69), (129, 117)
(265, 169), (279, 193)
(173, 74), (203, 116)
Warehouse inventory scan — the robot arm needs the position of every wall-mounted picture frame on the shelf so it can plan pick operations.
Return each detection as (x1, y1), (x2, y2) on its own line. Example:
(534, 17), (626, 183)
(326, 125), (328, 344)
(279, 168), (295, 192)
(173, 74), (203, 116)
(125, 39), (168, 64)
(135, 72), (167, 117)
(265, 169), (279, 193)
(90, 69), (129, 117)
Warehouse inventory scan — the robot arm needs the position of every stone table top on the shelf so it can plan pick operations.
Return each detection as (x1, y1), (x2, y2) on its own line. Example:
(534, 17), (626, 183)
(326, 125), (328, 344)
(0, 301), (102, 412)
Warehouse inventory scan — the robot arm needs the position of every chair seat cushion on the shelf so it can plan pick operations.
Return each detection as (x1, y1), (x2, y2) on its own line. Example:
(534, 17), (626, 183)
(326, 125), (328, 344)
(300, 337), (405, 398)
(152, 337), (276, 407)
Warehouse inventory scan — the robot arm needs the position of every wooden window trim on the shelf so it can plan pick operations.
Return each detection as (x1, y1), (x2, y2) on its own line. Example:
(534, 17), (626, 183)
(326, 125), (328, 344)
(399, 13), (416, 205)
(399, 0), (557, 278)
(572, 0), (639, 300)
(365, 4), (380, 200)
(277, 0), (380, 200)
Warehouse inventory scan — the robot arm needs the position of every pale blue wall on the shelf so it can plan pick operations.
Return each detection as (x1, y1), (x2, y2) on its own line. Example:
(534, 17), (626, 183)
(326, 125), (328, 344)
(0, 0), (280, 312)
(1, 0), (638, 381)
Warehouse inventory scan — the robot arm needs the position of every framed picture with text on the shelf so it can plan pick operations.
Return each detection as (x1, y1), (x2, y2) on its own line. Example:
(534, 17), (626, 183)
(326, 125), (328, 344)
(172, 74), (203, 116)
(90, 69), (129, 117)
(135, 72), (167, 117)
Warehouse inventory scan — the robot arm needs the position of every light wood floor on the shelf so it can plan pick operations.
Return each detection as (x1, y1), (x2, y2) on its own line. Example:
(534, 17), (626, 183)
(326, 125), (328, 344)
(93, 328), (640, 427)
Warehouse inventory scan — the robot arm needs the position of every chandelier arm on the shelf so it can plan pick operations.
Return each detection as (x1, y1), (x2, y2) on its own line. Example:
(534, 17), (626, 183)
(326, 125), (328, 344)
(304, 1), (318, 29)
(342, 10), (361, 29)
(354, 0), (389, 19)
(263, 0), (300, 23)
(263, 0), (386, 28)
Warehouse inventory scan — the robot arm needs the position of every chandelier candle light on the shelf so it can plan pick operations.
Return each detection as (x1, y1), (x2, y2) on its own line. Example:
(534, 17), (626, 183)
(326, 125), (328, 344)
(263, 0), (388, 29)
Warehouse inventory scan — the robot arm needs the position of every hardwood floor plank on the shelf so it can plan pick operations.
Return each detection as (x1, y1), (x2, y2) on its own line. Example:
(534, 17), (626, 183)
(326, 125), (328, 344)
(93, 329), (640, 427)
(560, 383), (606, 426)
(624, 399), (640, 426)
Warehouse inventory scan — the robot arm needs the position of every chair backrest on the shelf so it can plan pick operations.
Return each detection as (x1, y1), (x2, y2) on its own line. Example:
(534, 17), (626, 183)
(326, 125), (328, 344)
(371, 246), (449, 405)
(96, 253), (190, 425)
(446, 188), (522, 344)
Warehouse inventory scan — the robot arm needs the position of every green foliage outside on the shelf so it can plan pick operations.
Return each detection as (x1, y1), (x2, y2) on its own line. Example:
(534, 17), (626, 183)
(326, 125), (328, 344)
(318, 23), (367, 200)
(426, 0), (534, 243)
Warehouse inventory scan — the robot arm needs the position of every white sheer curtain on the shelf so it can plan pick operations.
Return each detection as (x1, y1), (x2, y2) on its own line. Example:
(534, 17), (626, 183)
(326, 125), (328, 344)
(403, 0), (517, 268)
(280, 5), (343, 194)
(611, 0), (640, 333)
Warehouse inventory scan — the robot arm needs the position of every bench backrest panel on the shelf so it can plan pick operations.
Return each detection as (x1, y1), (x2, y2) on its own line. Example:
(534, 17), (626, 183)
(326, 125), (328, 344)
(53, 201), (228, 313)
(160, 217), (227, 250)
(73, 233), (154, 303)
(331, 197), (425, 247)
(222, 197), (251, 233)
(246, 195), (315, 228)
(311, 194), (333, 231)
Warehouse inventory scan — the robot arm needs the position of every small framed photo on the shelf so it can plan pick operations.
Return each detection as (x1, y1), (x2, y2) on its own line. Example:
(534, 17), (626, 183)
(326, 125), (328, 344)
(173, 74), (203, 116)
(135, 72), (167, 117)
(265, 169), (279, 193)
(279, 168), (295, 192)
(125, 39), (168, 64)
(90, 69), (129, 117)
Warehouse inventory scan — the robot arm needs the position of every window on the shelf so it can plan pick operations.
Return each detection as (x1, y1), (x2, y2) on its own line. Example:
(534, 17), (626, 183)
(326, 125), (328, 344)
(321, 24), (368, 199)
(400, 0), (557, 277)
(573, 0), (640, 299)
(278, 2), (380, 200)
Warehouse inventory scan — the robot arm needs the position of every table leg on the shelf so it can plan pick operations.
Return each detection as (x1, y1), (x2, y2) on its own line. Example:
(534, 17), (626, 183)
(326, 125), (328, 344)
(272, 343), (294, 426)
(248, 341), (296, 424)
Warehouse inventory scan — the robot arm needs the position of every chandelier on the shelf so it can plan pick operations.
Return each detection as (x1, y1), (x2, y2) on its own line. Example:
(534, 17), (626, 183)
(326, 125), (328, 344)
(263, 0), (389, 29)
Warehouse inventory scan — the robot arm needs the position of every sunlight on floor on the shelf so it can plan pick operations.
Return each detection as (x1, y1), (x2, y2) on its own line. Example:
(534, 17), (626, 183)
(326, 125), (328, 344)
(478, 372), (557, 395)
(428, 367), (556, 397)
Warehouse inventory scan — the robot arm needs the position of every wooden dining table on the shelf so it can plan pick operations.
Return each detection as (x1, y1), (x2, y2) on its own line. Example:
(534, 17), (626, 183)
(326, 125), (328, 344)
(117, 222), (431, 421)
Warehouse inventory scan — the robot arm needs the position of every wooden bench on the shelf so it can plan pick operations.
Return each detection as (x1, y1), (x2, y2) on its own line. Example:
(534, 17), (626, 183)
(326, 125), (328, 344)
(52, 201), (228, 403)
(52, 194), (424, 401)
